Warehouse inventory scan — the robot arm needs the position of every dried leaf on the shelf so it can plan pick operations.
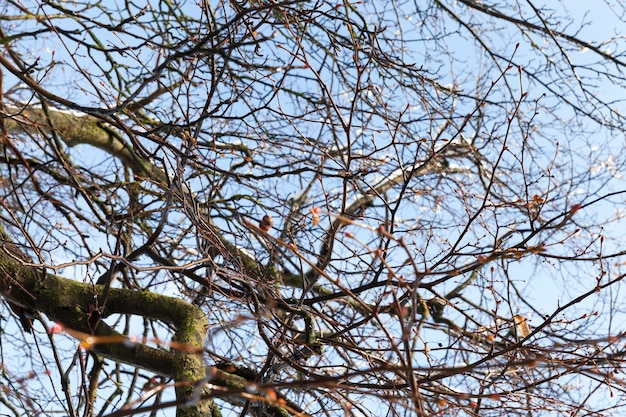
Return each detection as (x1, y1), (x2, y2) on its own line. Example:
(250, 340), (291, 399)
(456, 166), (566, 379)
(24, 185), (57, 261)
(513, 315), (531, 338)
(259, 214), (273, 232)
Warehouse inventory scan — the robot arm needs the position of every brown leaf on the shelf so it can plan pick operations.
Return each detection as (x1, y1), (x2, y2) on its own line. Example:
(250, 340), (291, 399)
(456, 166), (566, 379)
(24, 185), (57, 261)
(513, 315), (531, 338)
(259, 214), (273, 232)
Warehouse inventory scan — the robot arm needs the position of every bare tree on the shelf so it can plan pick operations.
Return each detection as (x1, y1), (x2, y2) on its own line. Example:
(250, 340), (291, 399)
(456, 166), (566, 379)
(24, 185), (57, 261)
(1, 1), (626, 416)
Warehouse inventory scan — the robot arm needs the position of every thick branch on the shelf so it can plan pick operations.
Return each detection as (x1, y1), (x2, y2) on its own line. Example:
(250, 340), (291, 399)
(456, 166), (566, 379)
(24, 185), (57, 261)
(0, 236), (217, 417)
(1, 105), (157, 179)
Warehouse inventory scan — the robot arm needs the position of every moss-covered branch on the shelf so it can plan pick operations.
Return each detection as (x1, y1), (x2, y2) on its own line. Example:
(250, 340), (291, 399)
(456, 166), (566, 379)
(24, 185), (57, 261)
(0, 234), (217, 417)
(1, 104), (157, 179)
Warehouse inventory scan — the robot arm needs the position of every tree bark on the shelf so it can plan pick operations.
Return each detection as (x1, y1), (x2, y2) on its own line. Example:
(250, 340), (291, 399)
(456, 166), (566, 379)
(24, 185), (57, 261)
(0, 234), (217, 417)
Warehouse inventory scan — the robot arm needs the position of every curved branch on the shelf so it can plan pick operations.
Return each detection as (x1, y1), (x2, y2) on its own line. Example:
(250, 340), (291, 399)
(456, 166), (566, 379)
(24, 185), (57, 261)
(0, 232), (216, 417)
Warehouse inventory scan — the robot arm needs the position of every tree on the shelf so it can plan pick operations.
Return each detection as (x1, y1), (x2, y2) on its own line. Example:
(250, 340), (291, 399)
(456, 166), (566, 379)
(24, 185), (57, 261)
(1, 0), (625, 416)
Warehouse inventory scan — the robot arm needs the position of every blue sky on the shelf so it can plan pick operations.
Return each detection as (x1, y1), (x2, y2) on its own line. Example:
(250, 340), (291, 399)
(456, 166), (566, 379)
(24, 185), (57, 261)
(2, 1), (626, 416)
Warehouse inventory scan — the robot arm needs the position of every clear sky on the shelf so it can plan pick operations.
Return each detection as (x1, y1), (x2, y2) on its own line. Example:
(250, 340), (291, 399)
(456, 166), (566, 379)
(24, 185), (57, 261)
(2, 1), (626, 416)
